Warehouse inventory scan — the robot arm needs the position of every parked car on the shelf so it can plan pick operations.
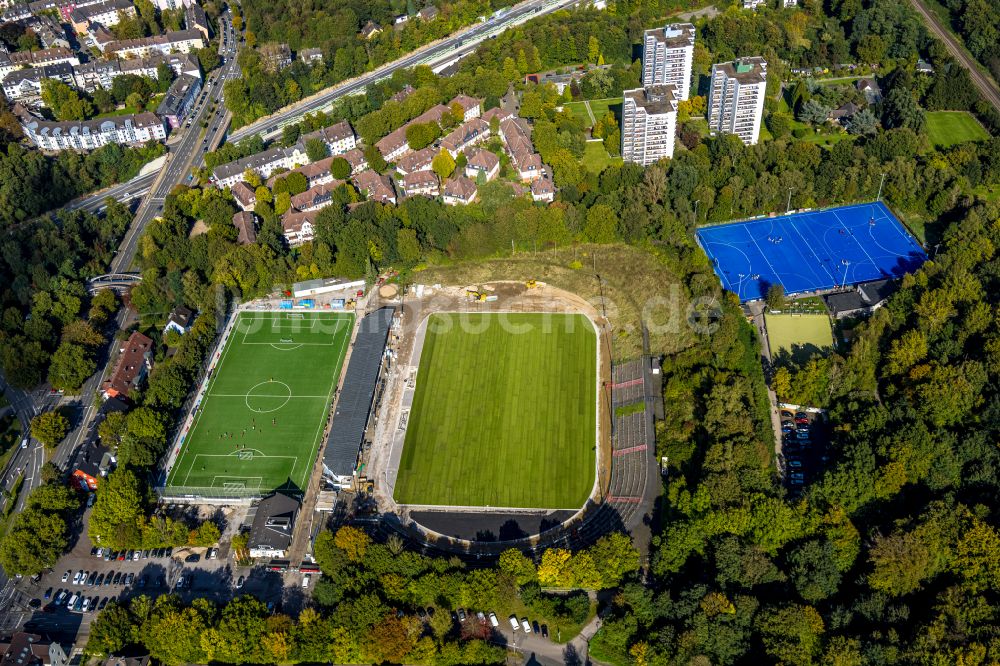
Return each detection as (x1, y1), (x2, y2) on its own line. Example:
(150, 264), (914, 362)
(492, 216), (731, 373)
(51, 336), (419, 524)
(302, 574), (310, 588)
(780, 410), (794, 419)
(795, 412), (809, 424)
(521, 618), (531, 633)
(98, 597), (109, 611)
(61, 571), (69, 583)
(541, 624), (549, 638)
(532, 620), (540, 634)
(95, 573), (104, 586)
(132, 551), (141, 561)
(125, 573), (134, 586)
(509, 615), (519, 631)
(488, 612), (499, 627)
(457, 608), (466, 622)
(787, 459), (803, 468)
(104, 573), (115, 587)
(55, 591), (67, 606)
(112, 572), (123, 585)
(138, 576), (147, 588)
(236, 576), (244, 589)
(185, 554), (200, 563)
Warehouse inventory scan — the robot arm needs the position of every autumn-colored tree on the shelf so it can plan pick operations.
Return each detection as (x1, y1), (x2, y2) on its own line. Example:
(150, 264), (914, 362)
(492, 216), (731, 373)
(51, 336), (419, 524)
(333, 526), (370, 562)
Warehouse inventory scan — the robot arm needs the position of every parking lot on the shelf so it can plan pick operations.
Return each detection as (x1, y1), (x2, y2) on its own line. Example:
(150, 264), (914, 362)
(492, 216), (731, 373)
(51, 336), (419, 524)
(778, 409), (829, 493)
(17, 508), (292, 642)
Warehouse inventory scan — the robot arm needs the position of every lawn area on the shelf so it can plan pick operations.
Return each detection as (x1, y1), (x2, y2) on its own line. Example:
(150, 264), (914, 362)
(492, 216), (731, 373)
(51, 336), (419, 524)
(765, 313), (834, 358)
(165, 311), (353, 495)
(394, 312), (597, 508)
(926, 111), (990, 148)
(587, 97), (622, 124)
(562, 101), (592, 127)
(582, 141), (622, 174)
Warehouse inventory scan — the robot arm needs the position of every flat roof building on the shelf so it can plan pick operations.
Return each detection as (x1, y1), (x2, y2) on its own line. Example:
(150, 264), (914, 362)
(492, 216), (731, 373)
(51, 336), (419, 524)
(622, 84), (678, 166)
(642, 23), (695, 99)
(708, 57), (767, 145)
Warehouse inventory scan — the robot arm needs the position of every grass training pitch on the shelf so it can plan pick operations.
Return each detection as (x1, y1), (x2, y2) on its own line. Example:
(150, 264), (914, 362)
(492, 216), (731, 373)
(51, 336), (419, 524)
(765, 313), (834, 358)
(394, 312), (598, 509)
(926, 111), (990, 148)
(165, 311), (353, 494)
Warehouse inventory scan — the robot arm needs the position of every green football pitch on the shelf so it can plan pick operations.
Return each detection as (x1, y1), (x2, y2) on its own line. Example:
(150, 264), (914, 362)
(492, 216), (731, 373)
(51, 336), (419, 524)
(393, 312), (598, 509)
(165, 311), (354, 495)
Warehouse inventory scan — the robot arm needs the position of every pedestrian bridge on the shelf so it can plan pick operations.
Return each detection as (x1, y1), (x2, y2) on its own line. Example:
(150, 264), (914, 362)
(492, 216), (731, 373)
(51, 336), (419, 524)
(86, 273), (142, 293)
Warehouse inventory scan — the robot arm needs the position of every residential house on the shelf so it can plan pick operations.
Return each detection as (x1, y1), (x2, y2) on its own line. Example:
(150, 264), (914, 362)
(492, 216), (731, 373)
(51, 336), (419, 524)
(530, 176), (555, 202)
(395, 145), (436, 175)
(100, 29), (204, 57)
(230, 181), (257, 211)
(34, 15), (72, 49)
(8, 47), (79, 68)
(184, 3), (209, 39)
(0, 633), (70, 666)
(360, 20), (381, 40)
(163, 305), (193, 335)
(72, 443), (116, 491)
(156, 73), (201, 128)
(481, 106), (514, 125)
(828, 101), (859, 125)
(400, 169), (439, 197)
(464, 147), (499, 182)
(74, 52), (200, 91)
(450, 93), (482, 121)
(417, 5), (438, 21)
(500, 117), (544, 181)
(857, 78), (882, 104)
(389, 84), (415, 103)
(2, 62), (74, 101)
(281, 209), (319, 246)
(441, 176), (477, 205)
(102, 657), (150, 666)
(232, 211), (257, 244)
(69, 0), (135, 32)
(259, 42), (292, 72)
(299, 120), (356, 155)
(342, 148), (368, 174)
(151, 0), (194, 10)
(16, 104), (167, 151)
(100, 331), (153, 400)
(247, 492), (300, 558)
(299, 47), (323, 64)
(353, 169), (396, 204)
(916, 59), (934, 74)
(742, 0), (766, 7)
(212, 144), (309, 189)
(289, 181), (345, 212)
(439, 117), (489, 157)
(374, 103), (450, 160)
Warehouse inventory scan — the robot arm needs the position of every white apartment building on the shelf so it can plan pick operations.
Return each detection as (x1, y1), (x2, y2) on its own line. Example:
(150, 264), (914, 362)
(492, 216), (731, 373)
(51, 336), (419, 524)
(621, 84), (678, 166)
(707, 57), (767, 145)
(641, 23), (695, 100)
(101, 29), (203, 57)
(16, 106), (167, 150)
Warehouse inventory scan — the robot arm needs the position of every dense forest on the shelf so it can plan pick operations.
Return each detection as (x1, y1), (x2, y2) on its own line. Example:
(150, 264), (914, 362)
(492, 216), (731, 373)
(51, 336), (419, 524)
(930, 0), (1000, 80)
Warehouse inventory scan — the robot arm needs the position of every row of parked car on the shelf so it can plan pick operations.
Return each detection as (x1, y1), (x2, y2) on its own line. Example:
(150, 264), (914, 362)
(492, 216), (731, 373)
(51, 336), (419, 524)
(91, 547), (175, 561)
(448, 607), (549, 638)
(47, 590), (111, 614)
(61, 569), (166, 589)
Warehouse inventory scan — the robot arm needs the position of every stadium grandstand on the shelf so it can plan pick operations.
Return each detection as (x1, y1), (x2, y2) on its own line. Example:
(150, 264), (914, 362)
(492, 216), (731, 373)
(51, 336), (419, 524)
(323, 307), (396, 488)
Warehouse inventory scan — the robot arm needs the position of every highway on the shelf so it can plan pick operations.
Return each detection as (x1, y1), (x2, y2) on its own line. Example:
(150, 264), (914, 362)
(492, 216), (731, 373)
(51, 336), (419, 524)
(111, 10), (240, 273)
(909, 0), (1000, 114)
(228, 0), (578, 144)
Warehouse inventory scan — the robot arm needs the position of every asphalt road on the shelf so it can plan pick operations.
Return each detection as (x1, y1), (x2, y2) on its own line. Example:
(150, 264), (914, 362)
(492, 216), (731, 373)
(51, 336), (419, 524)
(908, 0), (1000, 114)
(228, 0), (578, 144)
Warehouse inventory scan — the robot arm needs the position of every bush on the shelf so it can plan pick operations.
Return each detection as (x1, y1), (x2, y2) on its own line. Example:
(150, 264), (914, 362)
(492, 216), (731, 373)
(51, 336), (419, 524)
(792, 127), (810, 139)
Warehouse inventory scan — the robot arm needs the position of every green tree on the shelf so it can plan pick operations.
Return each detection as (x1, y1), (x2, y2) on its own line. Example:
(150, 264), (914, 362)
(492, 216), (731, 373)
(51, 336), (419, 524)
(47, 342), (96, 392)
(766, 283), (785, 310)
(431, 149), (456, 183)
(305, 138), (328, 162)
(330, 156), (351, 180)
(89, 468), (147, 549)
(31, 411), (69, 448)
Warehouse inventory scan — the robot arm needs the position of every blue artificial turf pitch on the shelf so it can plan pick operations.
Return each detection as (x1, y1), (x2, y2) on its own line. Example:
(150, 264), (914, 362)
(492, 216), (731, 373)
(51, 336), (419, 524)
(696, 201), (927, 302)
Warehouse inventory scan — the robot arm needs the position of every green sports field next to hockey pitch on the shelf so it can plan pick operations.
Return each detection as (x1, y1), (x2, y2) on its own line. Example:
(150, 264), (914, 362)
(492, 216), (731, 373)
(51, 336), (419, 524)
(165, 311), (353, 494)
(394, 312), (598, 509)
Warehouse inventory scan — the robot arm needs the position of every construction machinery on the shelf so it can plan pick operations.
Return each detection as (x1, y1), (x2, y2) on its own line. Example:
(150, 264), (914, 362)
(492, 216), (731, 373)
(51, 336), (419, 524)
(467, 289), (487, 302)
(526, 279), (538, 289)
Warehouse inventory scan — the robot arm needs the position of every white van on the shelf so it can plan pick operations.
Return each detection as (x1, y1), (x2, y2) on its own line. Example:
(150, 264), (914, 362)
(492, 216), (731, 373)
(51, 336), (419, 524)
(488, 612), (499, 628)
(508, 615), (519, 631)
(302, 573), (310, 588)
(67, 594), (78, 610)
